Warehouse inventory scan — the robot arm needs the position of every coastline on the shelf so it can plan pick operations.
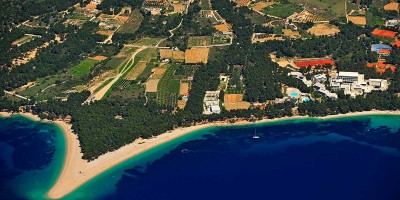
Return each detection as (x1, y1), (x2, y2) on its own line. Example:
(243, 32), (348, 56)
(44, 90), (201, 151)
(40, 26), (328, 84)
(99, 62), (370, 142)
(1, 110), (400, 199)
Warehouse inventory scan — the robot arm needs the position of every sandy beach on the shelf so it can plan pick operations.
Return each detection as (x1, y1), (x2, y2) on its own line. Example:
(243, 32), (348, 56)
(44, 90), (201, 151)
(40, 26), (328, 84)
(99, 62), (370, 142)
(1, 110), (400, 198)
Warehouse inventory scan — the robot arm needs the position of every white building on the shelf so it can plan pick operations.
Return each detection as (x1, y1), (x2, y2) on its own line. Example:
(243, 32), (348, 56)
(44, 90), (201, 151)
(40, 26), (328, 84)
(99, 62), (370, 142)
(312, 74), (327, 84)
(330, 71), (389, 98)
(337, 72), (361, 83)
(203, 91), (221, 115)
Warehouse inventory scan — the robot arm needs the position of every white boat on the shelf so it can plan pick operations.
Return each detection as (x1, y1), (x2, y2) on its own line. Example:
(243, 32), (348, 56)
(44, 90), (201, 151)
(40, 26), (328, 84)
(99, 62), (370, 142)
(253, 129), (260, 139)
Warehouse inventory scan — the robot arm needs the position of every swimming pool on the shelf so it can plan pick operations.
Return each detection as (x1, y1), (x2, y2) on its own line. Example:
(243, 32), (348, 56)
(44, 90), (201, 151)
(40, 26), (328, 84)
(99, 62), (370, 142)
(290, 92), (299, 97)
(303, 97), (310, 102)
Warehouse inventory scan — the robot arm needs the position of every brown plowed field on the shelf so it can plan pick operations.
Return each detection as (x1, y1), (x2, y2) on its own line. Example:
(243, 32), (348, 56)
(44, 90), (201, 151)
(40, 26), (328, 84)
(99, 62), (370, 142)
(185, 48), (209, 64)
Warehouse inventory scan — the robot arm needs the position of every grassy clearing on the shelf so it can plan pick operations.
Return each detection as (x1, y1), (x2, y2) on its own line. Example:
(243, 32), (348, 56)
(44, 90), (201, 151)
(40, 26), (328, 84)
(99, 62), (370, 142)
(262, 3), (302, 18)
(72, 58), (98, 76)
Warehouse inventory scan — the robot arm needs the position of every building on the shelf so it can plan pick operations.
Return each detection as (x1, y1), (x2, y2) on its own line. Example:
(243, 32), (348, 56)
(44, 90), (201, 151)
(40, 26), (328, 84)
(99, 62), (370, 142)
(371, 44), (392, 54)
(203, 91), (221, 115)
(313, 82), (338, 99)
(386, 18), (400, 27)
(205, 11), (213, 18)
(330, 71), (389, 98)
(337, 72), (361, 83)
(371, 29), (398, 38)
(367, 61), (396, 75)
(311, 74), (327, 84)
(294, 59), (335, 68)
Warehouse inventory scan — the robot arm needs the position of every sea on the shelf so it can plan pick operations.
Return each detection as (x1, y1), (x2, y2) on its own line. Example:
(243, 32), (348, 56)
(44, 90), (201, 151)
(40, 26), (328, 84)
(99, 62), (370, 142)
(1, 114), (400, 200)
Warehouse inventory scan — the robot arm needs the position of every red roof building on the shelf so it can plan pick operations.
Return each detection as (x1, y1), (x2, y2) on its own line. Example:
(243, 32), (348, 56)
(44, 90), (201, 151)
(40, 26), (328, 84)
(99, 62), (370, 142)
(379, 49), (391, 55)
(372, 29), (398, 38)
(392, 41), (400, 47)
(367, 61), (396, 75)
(294, 59), (335, 68)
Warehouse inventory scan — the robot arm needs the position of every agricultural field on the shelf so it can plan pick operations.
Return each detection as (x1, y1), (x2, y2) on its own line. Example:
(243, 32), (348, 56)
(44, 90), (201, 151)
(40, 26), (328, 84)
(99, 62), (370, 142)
(106, 48), (157, 98)
(72, 58), (98, 76)
(104, 47), (137, 69)
(116, 10), (144, 34)
(188, 36), (212, 47)
(287, 0), (345, 19)
(107, 80), (144, 100)
(133, 37), (164, 46)
(157, 64), (181, 106)
(137, 62), (157, 81)
(212, 34), (231, 44)
(251, 1), (276, 12)
(185, 48), (210, 64)
(262, 2), (302, 18)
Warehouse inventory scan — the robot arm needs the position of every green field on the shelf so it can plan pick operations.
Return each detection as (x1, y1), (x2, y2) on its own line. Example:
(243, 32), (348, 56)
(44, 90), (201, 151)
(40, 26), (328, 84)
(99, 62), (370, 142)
(262, 3), (302, 18)
(157, 64), (180, 107)
(72, 58), (98, 76)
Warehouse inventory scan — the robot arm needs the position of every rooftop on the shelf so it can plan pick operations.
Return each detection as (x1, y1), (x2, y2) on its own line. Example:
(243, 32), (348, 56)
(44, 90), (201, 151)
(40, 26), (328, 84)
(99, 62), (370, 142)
(294, 59), (335, 68)
(338, 71), (359, 77)
(372, 29), (398, 38)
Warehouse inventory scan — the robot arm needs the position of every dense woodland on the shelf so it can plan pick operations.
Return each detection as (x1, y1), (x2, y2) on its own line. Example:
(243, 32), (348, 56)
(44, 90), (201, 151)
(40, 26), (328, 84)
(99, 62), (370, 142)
(0, 0), (81, 33)
(0, 22), (105, 91)
(1, 0), (400, 160)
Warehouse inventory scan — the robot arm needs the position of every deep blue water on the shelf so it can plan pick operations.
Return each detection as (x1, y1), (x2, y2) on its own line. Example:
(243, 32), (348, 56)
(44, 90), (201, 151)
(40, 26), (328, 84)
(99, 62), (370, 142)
(99, 116), (400, 200)
(1, 115), (400, 200)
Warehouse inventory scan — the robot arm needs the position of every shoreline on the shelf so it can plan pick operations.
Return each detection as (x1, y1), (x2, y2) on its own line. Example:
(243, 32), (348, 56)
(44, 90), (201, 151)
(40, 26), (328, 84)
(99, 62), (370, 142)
(1, 110), (400, 198)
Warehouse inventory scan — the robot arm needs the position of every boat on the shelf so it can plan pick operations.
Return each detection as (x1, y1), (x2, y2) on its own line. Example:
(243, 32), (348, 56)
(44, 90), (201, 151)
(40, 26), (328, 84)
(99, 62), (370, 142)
(253, 129), (260, 139)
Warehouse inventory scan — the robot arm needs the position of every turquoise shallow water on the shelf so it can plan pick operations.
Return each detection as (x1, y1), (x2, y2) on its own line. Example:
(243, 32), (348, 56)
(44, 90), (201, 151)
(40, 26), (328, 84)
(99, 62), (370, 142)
(1, 114), (400, 200)
(0, 115), (65, 199)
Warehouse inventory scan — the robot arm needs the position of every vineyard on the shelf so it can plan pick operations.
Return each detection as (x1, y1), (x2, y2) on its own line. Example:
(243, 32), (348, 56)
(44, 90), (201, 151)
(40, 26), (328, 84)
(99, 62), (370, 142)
(157, 64), (180, 107)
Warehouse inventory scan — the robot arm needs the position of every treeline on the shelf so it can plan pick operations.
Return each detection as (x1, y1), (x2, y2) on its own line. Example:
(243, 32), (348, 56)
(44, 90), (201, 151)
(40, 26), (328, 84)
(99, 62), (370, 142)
(32, 92), (175, 160)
